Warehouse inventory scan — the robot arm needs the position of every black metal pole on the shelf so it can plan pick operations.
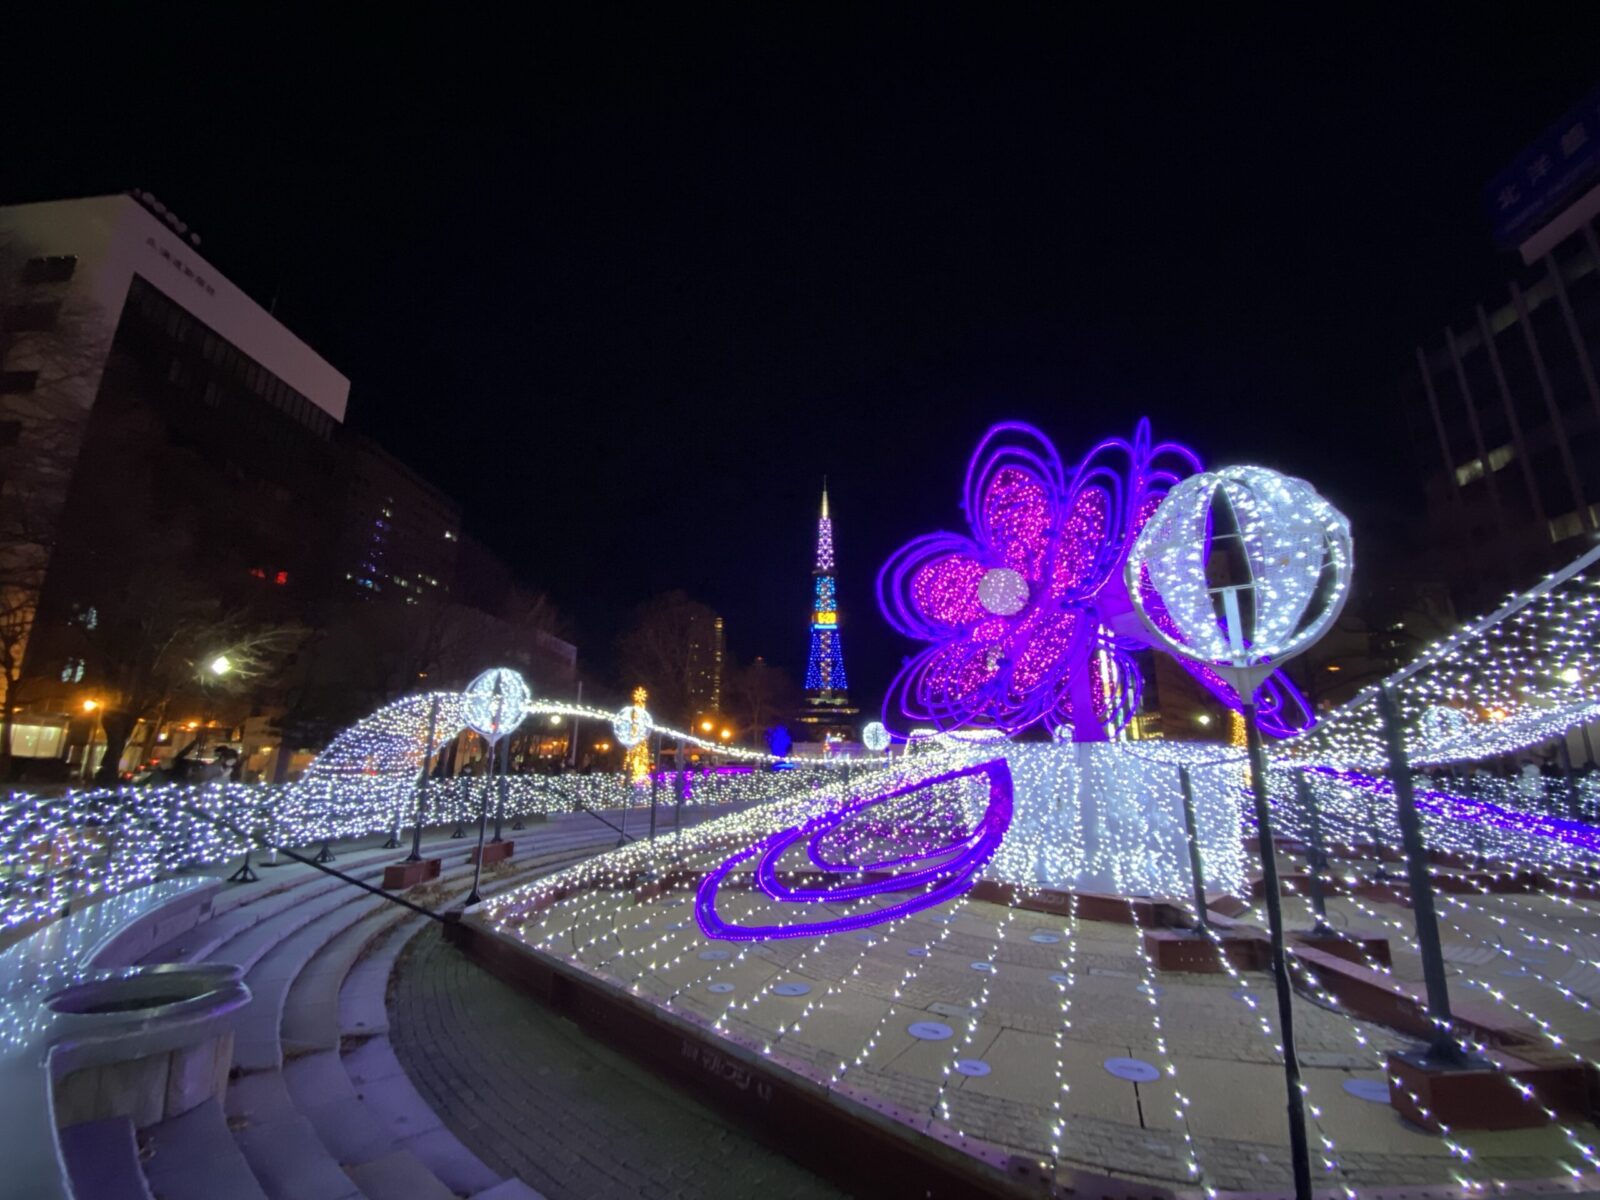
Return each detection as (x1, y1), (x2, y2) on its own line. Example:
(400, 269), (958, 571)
(1378, 685), (1469, 1066)
(450, 771), (467, 837)
(675, 736), (686, 838)
(1177, 764), (1208, 933)
(1560, 738), (1579, 820)
(1243, 700), (1312, 1200)
(648, 731), (660, 841)
(493, 736), (507, 843)
(467, 738), (494, 906)
(617, 765), (630, 847)
(408, 697), (441, 863)
(1294, 769), (1331, 934)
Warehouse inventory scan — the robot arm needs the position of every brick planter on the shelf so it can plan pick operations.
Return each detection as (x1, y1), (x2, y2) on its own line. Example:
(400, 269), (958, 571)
(1291, 929), (1392, 967)
(382, 858), (442, 890)
(1143, 928), (1270, 973)
(471, 840), (514, 866)
(1387, 1048), (1594, 1131)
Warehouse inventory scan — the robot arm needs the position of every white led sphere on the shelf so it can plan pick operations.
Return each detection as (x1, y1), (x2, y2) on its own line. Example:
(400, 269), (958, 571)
(1126, 465), (1352, 671)
(612, 703), (653, 748)
(861, 721), (891, 752)
(977, 566), (1029, 616)
(461, 667), (531, 744)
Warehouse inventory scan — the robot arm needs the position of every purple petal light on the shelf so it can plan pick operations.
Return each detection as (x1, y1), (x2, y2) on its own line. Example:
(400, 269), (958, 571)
(877, 418), (1316, 741)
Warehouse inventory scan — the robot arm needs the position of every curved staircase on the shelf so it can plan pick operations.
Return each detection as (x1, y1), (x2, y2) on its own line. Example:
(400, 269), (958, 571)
(92, 811), (669, 1200)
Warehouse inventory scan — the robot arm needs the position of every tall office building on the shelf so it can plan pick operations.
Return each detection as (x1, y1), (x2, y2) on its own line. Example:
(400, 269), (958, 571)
(1405, 91), (1600, 612)
(0, 192), (350, 761)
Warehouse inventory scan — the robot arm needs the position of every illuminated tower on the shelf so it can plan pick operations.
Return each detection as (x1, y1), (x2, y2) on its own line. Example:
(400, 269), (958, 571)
(800, 482), (859, 742)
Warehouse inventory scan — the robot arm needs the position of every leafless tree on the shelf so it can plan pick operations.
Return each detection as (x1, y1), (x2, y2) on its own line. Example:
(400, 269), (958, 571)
(614, 591), (719, 725)
(726, 656), (802, 745)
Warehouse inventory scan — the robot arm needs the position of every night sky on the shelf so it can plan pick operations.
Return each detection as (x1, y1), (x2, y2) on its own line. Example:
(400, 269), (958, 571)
(6, 9), (1599, 706)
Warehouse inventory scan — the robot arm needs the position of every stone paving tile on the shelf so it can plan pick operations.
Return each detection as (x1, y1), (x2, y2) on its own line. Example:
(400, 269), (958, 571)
(390, 925), (850, 1199)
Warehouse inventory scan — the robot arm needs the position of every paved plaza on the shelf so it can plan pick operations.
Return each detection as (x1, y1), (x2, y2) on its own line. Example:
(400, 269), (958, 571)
(474, 846), (1600, 1195)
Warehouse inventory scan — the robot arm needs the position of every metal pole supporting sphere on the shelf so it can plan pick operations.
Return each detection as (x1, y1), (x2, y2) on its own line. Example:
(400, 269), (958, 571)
(1242, 701), (1313, 1200)
(467, 738), (493, 907)
(1176, 765), (1209, 933)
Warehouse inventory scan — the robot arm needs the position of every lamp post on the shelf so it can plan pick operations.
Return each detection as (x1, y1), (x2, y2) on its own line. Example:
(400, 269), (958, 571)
(407, 696), (442, 863)
(461, 667), (531, 906)
(1128, 464), (1353, 1200)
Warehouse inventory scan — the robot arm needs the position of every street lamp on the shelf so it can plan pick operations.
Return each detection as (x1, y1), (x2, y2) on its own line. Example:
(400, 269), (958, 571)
(208, 654), (232, 677)
(1128, 464), (1352, 1200)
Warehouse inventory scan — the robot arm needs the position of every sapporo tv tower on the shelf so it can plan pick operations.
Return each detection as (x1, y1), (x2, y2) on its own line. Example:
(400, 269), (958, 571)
(798, 481), (859, 745)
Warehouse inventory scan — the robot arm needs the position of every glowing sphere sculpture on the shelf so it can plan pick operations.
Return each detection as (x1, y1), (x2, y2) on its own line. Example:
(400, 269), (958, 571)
(1126, 465), (1352, 690)
(861, 721), (891, 753)
(878, 420), (1317, 740)
(461, 667), (531, 745)
(612, 698), (653, 748)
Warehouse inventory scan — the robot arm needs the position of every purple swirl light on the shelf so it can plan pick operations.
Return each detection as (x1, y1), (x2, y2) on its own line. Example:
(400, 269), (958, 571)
(694, 759), (1014, 942)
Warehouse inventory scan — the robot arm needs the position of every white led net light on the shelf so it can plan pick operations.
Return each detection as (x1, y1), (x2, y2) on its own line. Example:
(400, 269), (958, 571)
(1129, 465), (1352, 668)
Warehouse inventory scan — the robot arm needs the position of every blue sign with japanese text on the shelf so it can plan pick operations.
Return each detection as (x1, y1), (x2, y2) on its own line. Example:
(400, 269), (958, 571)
(1486, 86), (1600, 248)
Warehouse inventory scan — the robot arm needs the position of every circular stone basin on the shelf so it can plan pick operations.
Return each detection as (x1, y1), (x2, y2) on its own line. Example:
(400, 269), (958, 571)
(48, 965), (240, 1018)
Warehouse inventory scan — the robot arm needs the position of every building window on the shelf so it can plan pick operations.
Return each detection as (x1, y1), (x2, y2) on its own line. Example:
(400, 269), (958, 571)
(2, 301), (61, 332)
(1453, 442), (1515, 487)
(0, 369), (38, 394)
(60, 657), (85, 683)
(21, 255), (76, 284)
(1549, 510), (1587, 543)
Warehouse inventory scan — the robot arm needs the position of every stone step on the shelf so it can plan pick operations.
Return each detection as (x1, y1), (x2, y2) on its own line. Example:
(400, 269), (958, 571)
(141, 1098), (271, 1200)
(340, 1035), (499, 1195)
(58, 1116), (155, 1200)
(472, 1178), (551, 1200)
(346, 1149), (460, 1200)
(290, 844), (601, 1055)
(232, 1107), (364, 1200)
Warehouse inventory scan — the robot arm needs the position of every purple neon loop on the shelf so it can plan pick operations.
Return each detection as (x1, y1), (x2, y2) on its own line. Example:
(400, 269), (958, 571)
(694, 760), (1015, 942)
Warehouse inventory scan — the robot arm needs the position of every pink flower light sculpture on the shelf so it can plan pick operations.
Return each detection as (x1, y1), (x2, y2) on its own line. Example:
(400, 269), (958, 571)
(877, 419), (1314, 741)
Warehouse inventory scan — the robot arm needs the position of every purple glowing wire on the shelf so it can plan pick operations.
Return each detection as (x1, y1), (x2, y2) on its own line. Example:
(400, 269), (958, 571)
(694, 759), (1014, 942)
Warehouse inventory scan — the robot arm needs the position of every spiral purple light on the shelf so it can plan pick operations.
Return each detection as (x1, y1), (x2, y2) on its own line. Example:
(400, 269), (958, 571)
(694, 759), (1014, 942)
